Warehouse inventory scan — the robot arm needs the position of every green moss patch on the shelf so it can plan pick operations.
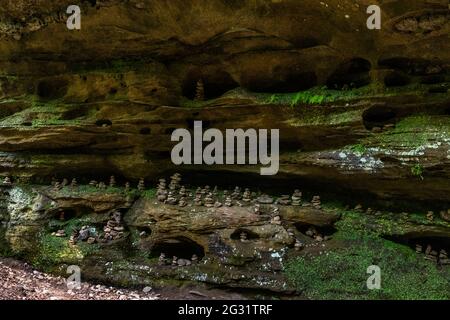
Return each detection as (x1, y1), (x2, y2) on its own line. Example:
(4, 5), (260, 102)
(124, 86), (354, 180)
(285, 236), (449, 299)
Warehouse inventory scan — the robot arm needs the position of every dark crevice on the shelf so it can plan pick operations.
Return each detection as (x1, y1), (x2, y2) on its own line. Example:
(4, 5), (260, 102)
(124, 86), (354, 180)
(139, 127), (151, 135)
(182, 70), (239, 100)
(36, 78), (68, 99)
(379, 57), (443, 76)
(384, 71), (410, 87)
(95, 119), (112, 127)
(327, 58), (371, 90)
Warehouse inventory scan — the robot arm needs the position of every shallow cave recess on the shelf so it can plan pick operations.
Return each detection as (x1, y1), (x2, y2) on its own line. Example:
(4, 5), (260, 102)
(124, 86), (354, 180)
(384, 235), (450, 261)
(182, 70), (239, 100)
(326, 58), (371, 90)
(36, 78), (68, 100)
(362, 105), (397, 130)
(241, 69), (317, 93)
(149, 236), (205, 260)
(379, 57), (444, 76)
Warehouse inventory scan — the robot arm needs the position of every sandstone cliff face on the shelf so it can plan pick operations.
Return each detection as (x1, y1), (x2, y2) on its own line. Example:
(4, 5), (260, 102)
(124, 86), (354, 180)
(0, 0), (448, 208)
(0, 1), (449, 297)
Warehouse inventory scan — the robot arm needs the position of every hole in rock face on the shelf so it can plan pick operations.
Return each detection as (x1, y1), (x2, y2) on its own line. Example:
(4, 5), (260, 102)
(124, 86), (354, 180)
(230, 228), (260, 240)
(150, 237), (205, 260)
(421, 75), (446, 85)
(384, 71), (410, 87)
(139, 127), (151, 135)
(186, 119), (211, 130)
(36, 78), (68, 99)
(362, 105), (396, 130)
(242, 71), (317, 93)
(294, 222), (336, 237)
(22, 122), (32, 126)
(95, 119), (112, 127)
(164, 127), (177, 134)
(327, 58), (371, 90)
(182, 71), (239, 100)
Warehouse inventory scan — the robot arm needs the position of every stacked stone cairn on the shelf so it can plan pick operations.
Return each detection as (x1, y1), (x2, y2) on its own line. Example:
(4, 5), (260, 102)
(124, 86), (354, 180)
(169, 173), (181, 191)
(224, 196), (233, 207)
(158, 253), (167, 265)
(178, 196), (188, 207)
(194, 190), (203, 206)
(165, 191), (178, 205)
(231, 186), (241, 200)
(109, 175), (116, 188)
(424, 244), (438, 262)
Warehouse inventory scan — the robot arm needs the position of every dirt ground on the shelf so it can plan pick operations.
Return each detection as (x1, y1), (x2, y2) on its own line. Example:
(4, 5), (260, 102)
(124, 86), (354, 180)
(0, 258), (248, 300)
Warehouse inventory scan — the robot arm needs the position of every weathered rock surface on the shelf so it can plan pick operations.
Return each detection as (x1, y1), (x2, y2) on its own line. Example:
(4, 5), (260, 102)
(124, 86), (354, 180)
(0, 184), (448, 293)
